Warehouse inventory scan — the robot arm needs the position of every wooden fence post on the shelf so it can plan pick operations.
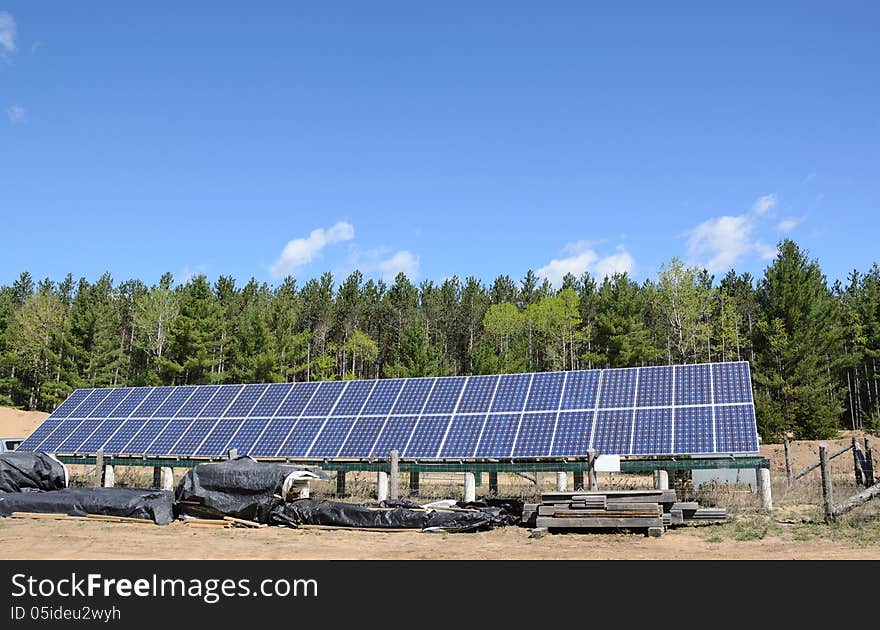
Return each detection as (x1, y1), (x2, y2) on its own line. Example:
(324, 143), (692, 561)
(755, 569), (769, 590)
(852, 437), (864, 486)
(587, 451), (598, 491)
(819, 444), (833, 523)
(336, 471), (346, 497)
(94, 449), (104, 488)
(389, 449), (399, 500)
(784, 438), (793, 483)
(864, 438), (874, 487)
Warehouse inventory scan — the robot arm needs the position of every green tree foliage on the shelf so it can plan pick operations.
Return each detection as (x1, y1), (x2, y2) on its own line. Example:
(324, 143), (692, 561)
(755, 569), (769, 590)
(1, 240), (876, 444)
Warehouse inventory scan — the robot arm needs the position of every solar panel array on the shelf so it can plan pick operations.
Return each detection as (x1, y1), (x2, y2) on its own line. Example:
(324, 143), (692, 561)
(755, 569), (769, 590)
(16, 361), (759, 460)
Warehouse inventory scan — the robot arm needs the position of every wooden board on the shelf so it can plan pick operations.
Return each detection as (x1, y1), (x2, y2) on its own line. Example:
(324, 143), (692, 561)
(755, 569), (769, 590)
(536, 516), (663, 529)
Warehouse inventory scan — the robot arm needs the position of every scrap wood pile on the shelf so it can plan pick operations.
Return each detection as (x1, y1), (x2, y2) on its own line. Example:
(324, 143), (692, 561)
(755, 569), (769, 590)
(521, 489), (727, 536)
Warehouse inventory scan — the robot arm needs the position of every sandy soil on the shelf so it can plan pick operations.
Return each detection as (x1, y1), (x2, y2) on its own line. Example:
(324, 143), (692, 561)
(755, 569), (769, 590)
(0, 517), (877, 560)
(1, 406), (877, 559)
(0, 407), (48, 440)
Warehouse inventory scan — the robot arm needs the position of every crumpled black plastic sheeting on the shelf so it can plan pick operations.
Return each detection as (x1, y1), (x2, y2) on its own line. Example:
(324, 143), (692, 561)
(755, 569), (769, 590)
(455, 498), (524, 526)
(0, 487), (175, 525)
(366, 499), (423, 510)
(270, 499), (497, 532)
(175, 457), (314, 523)
(0, 451), (67, 493)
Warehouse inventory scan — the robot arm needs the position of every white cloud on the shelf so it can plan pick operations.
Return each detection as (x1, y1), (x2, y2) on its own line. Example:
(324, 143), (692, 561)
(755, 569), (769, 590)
(0, 11), (16, 52)
(269, 221), (355, 278)
(536, 243), (634, 285)
(594, 247), (636, 279)
(755, 242), (779, 260)
(6, 105), (26, 124)
(376, 250), (420, 281)
(777, 216), (804, 233)
(751, 194), (777, 216)
(687, 214), (756, 272)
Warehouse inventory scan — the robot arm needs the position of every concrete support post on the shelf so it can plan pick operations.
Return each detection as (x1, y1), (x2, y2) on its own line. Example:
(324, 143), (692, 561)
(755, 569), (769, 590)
(297, 481), (310, 499)
(655, 469), (670, 490)
(555, 471), (567, 492)
(227, 448), (238, 460)
(161, 467), (174, 492)
(488, 472), (498, 495)
(463, 472), (476, 503)
(336, 471), (347, 497)
(102, 464), (115, 488)
(409, 472), (420, 496)
(573, 471), (584, 491)
(757, 467), (772, 511)
(389, 449), (400, 500)
(377, 471), (389, 501)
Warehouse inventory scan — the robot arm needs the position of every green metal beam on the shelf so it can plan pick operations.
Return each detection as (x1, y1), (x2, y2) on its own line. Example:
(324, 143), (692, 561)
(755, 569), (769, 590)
(57, 454), (769, 473)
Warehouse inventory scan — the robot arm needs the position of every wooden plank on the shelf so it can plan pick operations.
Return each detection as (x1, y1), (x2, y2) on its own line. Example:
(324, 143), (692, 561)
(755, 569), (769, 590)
(670, 502), (700, 511)
(551, 510), (662, 518)
(10, 512), (78, 520)
(222, 516), (268, 528)
(536, 516), (663, 529)
(604, 502), (661, 513)
(795, 442), (853, 479)
(84, 514), (156, 525)
(299, 524), (418, 533)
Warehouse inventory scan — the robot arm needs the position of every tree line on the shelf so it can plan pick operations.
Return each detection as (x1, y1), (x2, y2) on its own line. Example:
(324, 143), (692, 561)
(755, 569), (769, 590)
(1, 239), (878, 442)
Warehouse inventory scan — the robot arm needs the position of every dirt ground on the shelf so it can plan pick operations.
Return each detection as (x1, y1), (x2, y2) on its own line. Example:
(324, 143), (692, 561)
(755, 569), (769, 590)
(1, 405), (878, 559)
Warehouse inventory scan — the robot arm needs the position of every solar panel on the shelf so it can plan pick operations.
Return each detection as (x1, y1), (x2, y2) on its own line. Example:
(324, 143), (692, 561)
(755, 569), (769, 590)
(17, 361), (759, 459)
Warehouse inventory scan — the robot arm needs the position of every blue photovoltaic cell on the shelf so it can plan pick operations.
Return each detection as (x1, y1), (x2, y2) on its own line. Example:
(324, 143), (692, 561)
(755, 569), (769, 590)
(457, 375), (499, 413)
(154, 387), (197, 417)
(512, 412), (557, 457)
(402, 415), (450, 458)
(78, 419), (124, 452)
(560, 371), (599, 410)
(170, 420), (218, 455)
(246, 383), (288, 416)
(16, 417), (65, 452)
(176, 386), (219, 417)
(223, 384), (269, 417)
(249, 419), (298, 457)
(631, 408), (672, 455)
(196, 419), (246, 456)
(130, 387), (175, 418)
(57, 419), (103, 452)
(338, 417), (386, 458)
(525, 372), (564, 411)
(308, 417), (356, 457)
(87, 388), (132, 417)
(274, 382), (320, 417)
(67, 390), (111, 419)
(278, 417), (324, 458)
(593, 410), (633, 455)
(636, 366), (673, 407)
(37, 418), (87, 451)
(360, 379), (405, 415)
(421, 377), (465, 414)
(123, 419), (168, 453)
(474, 414), (520, 457)
(675, 364), (712, 406)
(438, 414), (487, 458)
(598, 369), (637, 408)
(225, 418), (271, 455)
(197, 385), (243, 417)
(673, 407), (714, 453)
(102, 419), (148, 453)
(48, 389), (92, 418)
(302, 381), (346, 416)
(390, 378), (435, 414)
(371, 416), (418, 457)
(550, 411), (593, 456)
(109, 388), (151, 417)
(490, 374), (531, 413)
(147, 419), (194, 454)
(331, 380), (375, 415)
(712, 363), (752, 404)
(714, 405), (758, 452)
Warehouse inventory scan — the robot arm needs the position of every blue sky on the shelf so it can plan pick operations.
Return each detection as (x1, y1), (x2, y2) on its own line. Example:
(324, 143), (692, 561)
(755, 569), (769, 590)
(1, 2), (878, 289)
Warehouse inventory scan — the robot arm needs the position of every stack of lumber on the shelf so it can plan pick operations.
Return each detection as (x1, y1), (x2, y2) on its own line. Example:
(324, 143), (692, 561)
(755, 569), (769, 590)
(533, 490), (672, 536)
(666, 502), (727, 525)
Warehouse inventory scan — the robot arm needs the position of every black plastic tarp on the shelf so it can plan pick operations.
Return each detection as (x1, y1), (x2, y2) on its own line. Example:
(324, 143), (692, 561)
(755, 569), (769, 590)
(175, 456), (318, 524)
(270, 499), (497, 532)
(0, 451), (67, 493)
(455, 498), (524, 526)
(0, 487), (175, 525)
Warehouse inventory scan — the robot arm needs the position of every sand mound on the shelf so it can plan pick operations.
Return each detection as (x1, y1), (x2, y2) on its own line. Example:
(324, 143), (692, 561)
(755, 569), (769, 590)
(0, 407), (50, 439)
